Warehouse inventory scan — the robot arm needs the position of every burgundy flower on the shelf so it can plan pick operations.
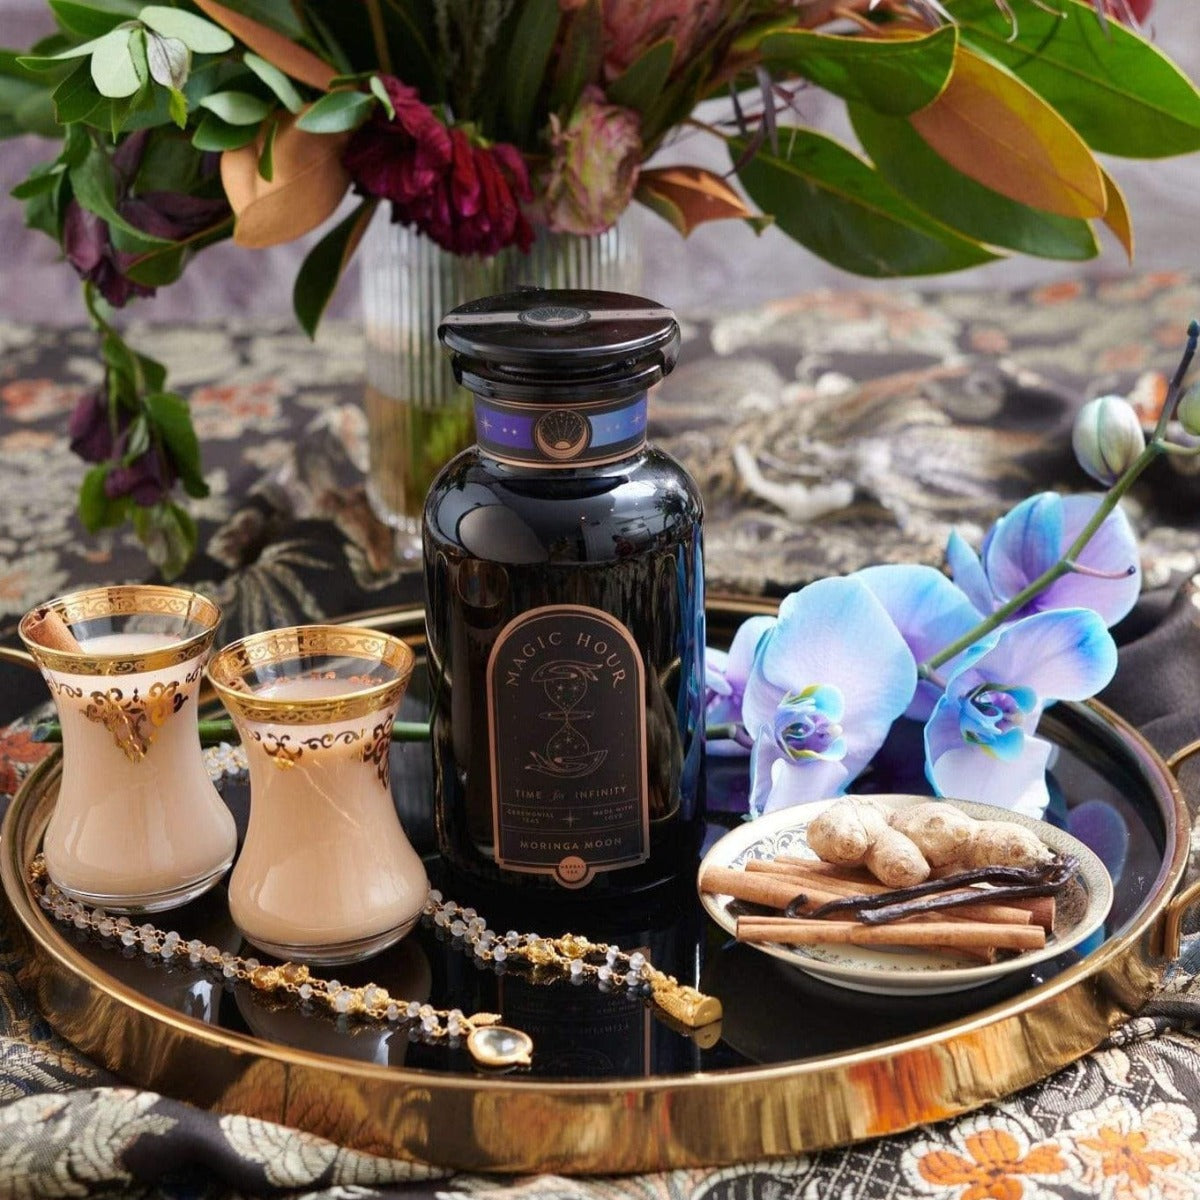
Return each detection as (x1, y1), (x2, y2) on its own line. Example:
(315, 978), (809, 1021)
(104, 443), (177, 506)
(67, 386), (129, 463)
(343, 77), (532, 258)
(63, 203), (155, 309)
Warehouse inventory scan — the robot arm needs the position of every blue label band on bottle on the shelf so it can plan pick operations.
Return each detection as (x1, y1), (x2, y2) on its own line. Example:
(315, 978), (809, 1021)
(474, 393), (648, 468)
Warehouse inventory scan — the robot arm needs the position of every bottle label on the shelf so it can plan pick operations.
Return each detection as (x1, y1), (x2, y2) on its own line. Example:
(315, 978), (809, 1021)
(486, 605), (649, 888)
(473, 393), (647, 469)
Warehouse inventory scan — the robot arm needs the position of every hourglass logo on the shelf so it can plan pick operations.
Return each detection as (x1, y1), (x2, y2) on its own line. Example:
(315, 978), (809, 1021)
(527, 661), (607, 777)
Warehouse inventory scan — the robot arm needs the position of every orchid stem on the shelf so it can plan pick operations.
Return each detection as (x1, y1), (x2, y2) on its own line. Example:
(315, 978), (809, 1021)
(923, 319), (1199, 674)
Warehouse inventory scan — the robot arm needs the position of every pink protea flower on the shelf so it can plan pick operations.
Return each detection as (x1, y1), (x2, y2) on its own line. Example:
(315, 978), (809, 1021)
(542, 87), (641, 236)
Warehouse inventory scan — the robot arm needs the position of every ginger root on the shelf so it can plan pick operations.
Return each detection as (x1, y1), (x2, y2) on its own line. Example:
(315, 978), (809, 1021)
(888, 802), (1053, 871)
(806, 798), (1053, 888)
(806, 798), (929, 888)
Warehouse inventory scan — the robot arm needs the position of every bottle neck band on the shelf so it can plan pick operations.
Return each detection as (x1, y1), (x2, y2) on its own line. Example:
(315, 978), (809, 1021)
(473, 392), (648, 469)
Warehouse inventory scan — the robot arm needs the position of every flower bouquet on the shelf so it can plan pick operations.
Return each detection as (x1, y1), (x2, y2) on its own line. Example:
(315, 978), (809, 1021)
(2, 0), (1198, 572)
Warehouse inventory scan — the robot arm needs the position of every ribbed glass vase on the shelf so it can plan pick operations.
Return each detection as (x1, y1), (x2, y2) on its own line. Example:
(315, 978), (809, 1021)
(360, 212), (642, 549)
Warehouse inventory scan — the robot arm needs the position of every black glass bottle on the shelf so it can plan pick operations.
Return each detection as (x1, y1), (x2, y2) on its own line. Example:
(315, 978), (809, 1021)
(423, 288), (705, 901)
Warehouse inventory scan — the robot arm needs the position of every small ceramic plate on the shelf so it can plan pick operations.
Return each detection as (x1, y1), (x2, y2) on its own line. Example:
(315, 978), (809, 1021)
(698, 794), (1114, 996)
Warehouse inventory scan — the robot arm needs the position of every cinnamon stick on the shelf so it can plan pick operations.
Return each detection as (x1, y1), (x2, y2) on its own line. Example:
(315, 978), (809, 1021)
(745, 860), (1033, 926)
(26, 607), (84, 654)
(736, 916), (1045, 953)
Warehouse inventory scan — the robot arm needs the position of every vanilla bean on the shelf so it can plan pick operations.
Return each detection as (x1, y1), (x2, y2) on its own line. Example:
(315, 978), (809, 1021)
(807, 857), (1078, 923)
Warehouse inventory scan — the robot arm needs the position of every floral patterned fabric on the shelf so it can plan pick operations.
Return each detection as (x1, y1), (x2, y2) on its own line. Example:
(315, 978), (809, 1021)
(2, 273), (1200, 1197)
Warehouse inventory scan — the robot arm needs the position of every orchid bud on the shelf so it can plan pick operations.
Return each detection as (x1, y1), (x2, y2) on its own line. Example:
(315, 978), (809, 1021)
(1072, 394), (1146, 485)
(1176, 382), (1200, 437)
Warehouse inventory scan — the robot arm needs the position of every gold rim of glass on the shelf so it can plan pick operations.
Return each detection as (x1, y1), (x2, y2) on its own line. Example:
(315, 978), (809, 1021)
(18, 585), (221, 676)
(206, 624), (416, 725)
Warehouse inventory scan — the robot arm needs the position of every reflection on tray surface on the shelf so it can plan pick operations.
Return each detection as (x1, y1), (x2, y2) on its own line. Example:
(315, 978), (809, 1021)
(55, 682), (1162, 1083)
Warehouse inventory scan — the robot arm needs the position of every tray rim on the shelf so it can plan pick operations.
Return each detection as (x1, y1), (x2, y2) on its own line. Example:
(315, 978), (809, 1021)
(0, 596), (1191, 1173)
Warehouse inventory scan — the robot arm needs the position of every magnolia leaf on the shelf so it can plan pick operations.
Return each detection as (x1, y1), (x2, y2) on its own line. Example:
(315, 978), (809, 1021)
(732, 127), (998, 277)
(760, 25), (957, 116)
(50, 0), (141, 38)
(849, 102), (1098, 261)
(908, 46), (1106, 220)
(608, 40), (675, 117)
(90, 28), (141, 97)
(295, 89), (373, 133)
(220, 111), (350, 247)
(505, 0), (559, 136)
(138, 5), (233, 54)
(1100, 166), (1134, 262)
(636, 166), (757, 236)
(244, 51), (303, 113)
(199, 90), (272, 124)
(293, 197), (376, 337)
(145, 31), (189, 90)
(948, 0), (1200, 157)
(192, 111), (258, 150)
(193, 0), (334, 90)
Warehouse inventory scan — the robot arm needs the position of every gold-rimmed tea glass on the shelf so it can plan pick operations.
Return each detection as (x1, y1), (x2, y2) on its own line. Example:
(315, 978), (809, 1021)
(207, 625), (428, 965)
(19, 585), (235, 913)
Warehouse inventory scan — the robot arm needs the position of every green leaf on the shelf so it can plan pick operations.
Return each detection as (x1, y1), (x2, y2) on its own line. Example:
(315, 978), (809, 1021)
(191, 110), (258, 149)
(504, 0), (559, 136)
(244, 51), (303, 113)
(133, 501), (196, 580)
(144, 391), (207, 497)
(198, 89), (271, 124)
(124, 413), (150, 461)
(732, 127), (998, 277)
(49, 0), (141, 38)
(123, 243), (186, 285)
(11, 170), (62, 199)
(145, 31), (189, 91)
(52, 58), (104, 123)
(607, 39), (675, 117)
(19, 35), (112, 71)
(135, 131), (200, 190)
(293, 197), (375, 338)
(138, 5), (234, 54)
(90, 27), (140, 97)
(13, 88), (61, 136)
(295, 88), (373, 133)
(69, 142), (172, 247)
(257, 116), (276, 180)
(167, 85), (187, 127)
(368, 73), (393, 120)
(947, 0), (1200, 157)
(849, 102), (1098, 260)
(760, 26), (957, 117)
(549, 0), (601, 114)
(79, 464), (124, 532)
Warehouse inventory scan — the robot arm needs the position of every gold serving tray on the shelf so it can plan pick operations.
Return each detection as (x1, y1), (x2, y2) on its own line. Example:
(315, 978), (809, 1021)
(2, 598), (1199, 1175)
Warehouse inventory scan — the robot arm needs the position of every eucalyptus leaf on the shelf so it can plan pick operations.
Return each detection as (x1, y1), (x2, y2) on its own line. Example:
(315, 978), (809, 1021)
(849, 102), (1098, 260)
(145, 31), (189, 91)
(90, 27), (140, 97)
(947, 0), (1200, 157)
(244, 51), (303, 113)
(198, 89), (271, 124)
(138, 5), (234, 54)
(49, 0), (141, 38)
(759, 26), (957, 117)
(295, 88), (373, 133)
(732, 127), (998, 276)
(52, 58), (104, 123)
(191, 110), (258, 149)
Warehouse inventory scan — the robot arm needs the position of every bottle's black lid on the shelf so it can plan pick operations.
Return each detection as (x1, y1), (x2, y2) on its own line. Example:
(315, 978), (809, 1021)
(438, 287), (680, 402)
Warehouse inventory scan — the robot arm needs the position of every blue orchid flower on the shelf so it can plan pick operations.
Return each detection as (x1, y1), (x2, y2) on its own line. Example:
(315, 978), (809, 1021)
(854, 564), (982, 720)
(948, 492), (1141, 628)
(705, 614), (775, 756)
(924, 608), (1118, 817)
(743, 577), (917, 814)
